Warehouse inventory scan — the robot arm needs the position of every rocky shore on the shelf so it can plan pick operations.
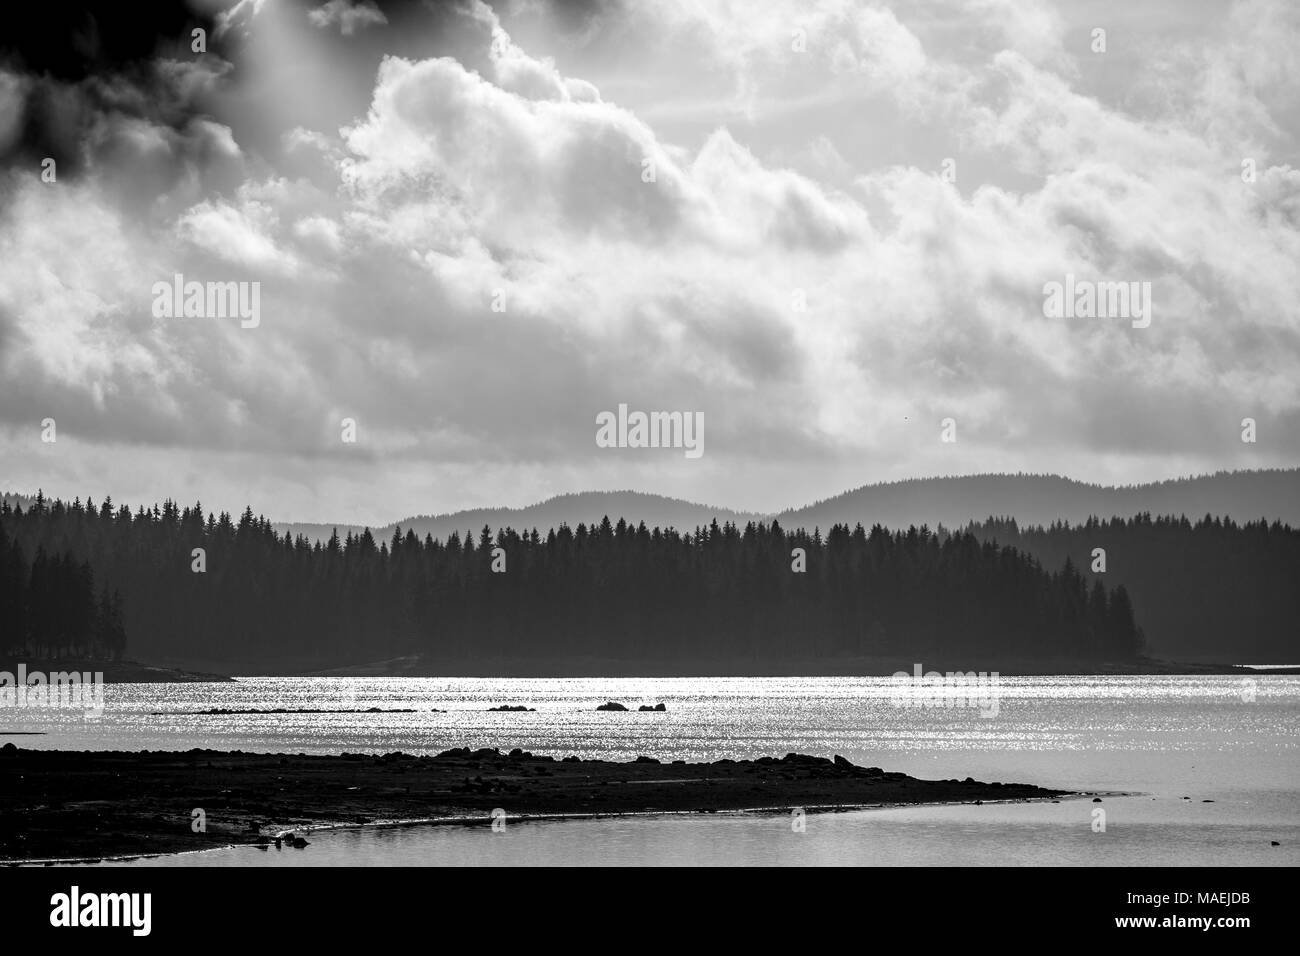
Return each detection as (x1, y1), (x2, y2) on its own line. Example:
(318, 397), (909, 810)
(0, 744), (1071, 863)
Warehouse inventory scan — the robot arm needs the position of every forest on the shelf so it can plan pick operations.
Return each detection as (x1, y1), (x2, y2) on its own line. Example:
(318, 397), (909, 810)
(0, 493), (1143, 669)
(0, 519), (127, 659)
(966, 514), (1300, 662)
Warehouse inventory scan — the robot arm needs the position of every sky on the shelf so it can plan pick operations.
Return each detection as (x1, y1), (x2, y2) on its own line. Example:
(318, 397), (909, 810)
(0, 0), (1297, 525)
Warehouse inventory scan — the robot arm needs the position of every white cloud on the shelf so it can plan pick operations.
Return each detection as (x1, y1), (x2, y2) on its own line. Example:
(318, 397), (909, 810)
(293, 214), (343, 253)
(2, 0), (1298, 520)
(176, 191), (300, 275)
(307, 0), (388, 37)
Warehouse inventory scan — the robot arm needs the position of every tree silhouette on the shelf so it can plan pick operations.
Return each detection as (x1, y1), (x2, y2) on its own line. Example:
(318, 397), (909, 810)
(0, 492), (1160, 668)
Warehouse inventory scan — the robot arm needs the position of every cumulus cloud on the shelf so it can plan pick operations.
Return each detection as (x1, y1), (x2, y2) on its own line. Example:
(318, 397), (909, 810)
(0, 0), (1297, 521)
(307, 0), (388, 37)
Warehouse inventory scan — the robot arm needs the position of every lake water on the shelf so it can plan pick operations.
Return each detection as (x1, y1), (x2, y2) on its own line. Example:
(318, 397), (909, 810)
(5, 676), (1298, 866)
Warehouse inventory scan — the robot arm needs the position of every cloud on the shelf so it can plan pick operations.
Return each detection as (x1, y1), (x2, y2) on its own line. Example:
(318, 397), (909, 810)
(307, 0), (388, 37)
(1, 0), (1298, 521)
(174, 180), (308, 276)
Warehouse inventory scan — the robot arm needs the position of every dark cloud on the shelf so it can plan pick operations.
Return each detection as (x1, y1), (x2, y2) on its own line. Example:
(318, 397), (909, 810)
(0, 0), (227, 79)
(0, 2), (236, 180)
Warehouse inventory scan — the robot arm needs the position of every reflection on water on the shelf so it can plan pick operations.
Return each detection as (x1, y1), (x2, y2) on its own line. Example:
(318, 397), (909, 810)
(6, 676), (1298, 866)
(97, 798), (1297, 867)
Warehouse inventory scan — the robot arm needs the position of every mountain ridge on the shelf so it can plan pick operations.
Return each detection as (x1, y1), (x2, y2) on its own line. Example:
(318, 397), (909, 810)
(273, 468), (1300, 543)
(8, 469), (1299, 543)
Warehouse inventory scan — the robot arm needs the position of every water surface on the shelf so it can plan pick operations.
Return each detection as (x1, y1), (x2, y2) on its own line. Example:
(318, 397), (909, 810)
(6, 676), (1296, 866)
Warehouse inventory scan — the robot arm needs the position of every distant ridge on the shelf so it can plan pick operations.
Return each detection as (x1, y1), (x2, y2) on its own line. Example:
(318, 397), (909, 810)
(8, 470), (1296, 543)
(273, 469), (1300, 543)
(275, 490), (761, 545)
(778, 469), (1300, 533)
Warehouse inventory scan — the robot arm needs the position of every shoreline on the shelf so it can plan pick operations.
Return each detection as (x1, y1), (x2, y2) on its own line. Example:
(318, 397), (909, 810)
(9, 793), (1111, 867)
(6, 655), (1292, 682)
(0, 657), (235, 684)
(279, 655), (1300, 678)
(0, 746), (1074, 863)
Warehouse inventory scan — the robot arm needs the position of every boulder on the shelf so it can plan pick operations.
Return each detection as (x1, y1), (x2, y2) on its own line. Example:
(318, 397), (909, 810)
(596, 701), (628, 711)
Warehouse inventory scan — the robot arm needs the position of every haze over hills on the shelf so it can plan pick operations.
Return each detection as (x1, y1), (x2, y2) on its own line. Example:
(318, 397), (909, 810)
(777, 469), (1300, 533)
(272, 469), (1300, 543)
(8, 470), (1298, 545)
(276, 491), (763, 545)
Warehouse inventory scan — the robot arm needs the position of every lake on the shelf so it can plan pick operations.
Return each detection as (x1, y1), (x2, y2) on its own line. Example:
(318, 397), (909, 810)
(5, 675), (1297, 866)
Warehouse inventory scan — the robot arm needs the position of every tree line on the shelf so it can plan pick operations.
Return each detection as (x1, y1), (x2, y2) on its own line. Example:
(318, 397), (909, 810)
(966, 513), (1300, 662)
(0, 519), (127, 659)
(0, 492), (1144, 668)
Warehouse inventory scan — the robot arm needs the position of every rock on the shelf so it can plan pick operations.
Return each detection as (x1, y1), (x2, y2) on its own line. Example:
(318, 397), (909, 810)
(489, 705), (535, 712)
(781, 753), (830, 766)
(1, 742), (16, 756)
(596, 701), (628, 711)
(562, 755), (581, 762)
(638, 703), (667, 711)
(634, 755), (660, 764)
(1272, 841), (1280, 846)
(1092, 797), (1102, 802)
